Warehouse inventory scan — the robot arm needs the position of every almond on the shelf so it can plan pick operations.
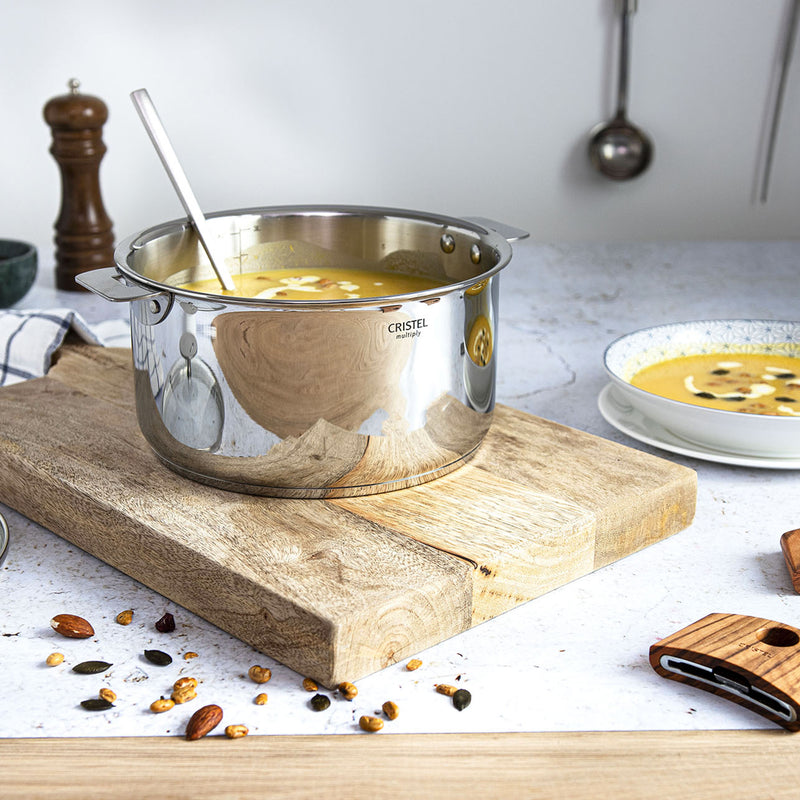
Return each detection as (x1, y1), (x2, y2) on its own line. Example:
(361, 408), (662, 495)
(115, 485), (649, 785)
(50, 614), (94, 639)
(185, 704), (223, 740)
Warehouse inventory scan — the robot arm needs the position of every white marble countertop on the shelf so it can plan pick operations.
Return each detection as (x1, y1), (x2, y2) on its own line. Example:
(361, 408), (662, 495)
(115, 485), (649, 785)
(2, 238), (799, 738)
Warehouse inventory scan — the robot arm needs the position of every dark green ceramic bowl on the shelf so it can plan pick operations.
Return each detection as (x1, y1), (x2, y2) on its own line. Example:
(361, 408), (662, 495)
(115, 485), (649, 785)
(0, 239), (37, 307)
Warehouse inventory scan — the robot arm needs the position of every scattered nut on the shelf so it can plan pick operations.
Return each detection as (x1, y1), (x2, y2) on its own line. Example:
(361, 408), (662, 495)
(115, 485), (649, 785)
(50, 614), (94, 639)
(183, 652), (199, 660)
(302, 677), (318, 692)
(382, 701), (399, 720)
(81, 698), (113, 711)
(248, 665), (272, 684)
(173, 676), (198, 692)
(185, 704), (223, 740)
(144, 649), (172, 666)
(452, 689), (472, 711)
(406, 659), (423, 671)
(359, 715), (384, 732)
(310, 694), (331, 712)
(115, 609), (134, 626)
(155, 612), (176, 633)
(171, 686), (198, 705)
(99, 688), (117, 704)
(225, 724), (249, 739)
(45, 652), (64, 667)
(435, 684), (457, 697)
(254, 693), (269, 706)
(338, 681), (358, 700)
(150, 697), (175, 713)
(73, 660), (113, 675)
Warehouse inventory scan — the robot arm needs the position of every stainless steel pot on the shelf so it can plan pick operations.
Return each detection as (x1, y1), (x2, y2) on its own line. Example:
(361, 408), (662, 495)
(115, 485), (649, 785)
(78, 205), (527, 498)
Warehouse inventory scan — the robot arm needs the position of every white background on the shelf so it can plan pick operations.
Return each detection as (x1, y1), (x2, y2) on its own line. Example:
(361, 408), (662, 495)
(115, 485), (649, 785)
(2, 0), (800, 265)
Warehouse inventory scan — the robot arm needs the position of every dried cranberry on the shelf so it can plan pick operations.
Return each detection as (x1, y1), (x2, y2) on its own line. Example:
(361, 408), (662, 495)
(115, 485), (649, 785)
(155, 612), (176, 633)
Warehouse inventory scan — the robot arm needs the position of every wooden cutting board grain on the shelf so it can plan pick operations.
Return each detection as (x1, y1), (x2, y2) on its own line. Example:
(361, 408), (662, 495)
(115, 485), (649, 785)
(0, 343), (696, 685)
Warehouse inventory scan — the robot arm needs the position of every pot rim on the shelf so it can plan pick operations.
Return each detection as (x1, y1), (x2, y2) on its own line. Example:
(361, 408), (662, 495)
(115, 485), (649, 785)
(113, 204), (514, 309)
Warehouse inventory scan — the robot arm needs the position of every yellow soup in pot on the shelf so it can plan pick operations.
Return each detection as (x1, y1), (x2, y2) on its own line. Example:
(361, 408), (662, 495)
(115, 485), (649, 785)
(180, 268), (447, 301)
(631, 353), (800, 416)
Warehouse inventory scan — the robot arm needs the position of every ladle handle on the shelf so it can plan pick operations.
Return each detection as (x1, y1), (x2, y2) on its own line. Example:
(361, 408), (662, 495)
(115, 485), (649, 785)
(615, 0), (637, 119)
(130, 89), (236, 292)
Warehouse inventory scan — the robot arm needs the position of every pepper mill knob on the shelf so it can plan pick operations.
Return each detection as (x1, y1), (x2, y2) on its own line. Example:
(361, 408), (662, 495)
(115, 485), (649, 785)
(43, 79), (115, 291)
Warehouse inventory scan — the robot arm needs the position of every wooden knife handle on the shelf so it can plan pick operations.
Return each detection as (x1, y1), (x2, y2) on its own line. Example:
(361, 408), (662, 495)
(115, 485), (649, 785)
(780, 528), (800, 594)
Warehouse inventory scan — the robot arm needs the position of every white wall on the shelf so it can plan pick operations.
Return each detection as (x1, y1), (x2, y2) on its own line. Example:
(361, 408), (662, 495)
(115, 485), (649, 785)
(2, 0), (799, 264)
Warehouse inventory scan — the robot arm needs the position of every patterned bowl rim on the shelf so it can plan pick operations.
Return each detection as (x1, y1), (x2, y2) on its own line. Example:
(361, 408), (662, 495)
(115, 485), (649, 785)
(603, 318), (800, 423)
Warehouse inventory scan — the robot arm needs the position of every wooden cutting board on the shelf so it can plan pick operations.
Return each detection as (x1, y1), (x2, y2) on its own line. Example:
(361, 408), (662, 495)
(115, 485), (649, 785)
(0, 343), (696, 686)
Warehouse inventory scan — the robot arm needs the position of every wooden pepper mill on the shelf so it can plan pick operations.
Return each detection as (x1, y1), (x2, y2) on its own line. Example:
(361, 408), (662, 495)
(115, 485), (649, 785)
(43, 79), (115, 291)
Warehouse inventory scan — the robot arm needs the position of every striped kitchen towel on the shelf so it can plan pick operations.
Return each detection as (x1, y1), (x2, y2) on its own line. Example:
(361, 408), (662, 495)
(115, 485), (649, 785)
(0, 309), (130, 387)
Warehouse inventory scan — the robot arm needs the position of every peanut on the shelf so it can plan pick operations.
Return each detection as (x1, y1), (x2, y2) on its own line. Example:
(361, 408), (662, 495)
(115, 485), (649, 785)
(359, 715), (384, 732)
(302, 677), (318, 692)
(150, 697), (175, 713)
(225, 724), (249, 739)
(406, 659), (423, 671)
(248, 665), (272, 684)
(435, 684), (457, 696)
(99, 688), (117, 703)
(382, 701), (399, 720)
(115, 609), (134, 626)
(254, 693), (269, 705)
(46, 652), (64, 667)
(338, 681), (358, 700)
(171, 686), (198, 705)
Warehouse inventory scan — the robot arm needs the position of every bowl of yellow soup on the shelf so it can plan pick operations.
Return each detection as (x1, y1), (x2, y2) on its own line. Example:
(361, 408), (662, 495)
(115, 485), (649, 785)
(77, 205), (527, 496)
(603, 319), (800, 458)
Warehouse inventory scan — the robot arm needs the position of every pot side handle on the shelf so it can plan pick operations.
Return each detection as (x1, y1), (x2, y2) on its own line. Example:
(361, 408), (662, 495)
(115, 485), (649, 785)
(75, 267), (162, 302)
(462, 217), (529, 242)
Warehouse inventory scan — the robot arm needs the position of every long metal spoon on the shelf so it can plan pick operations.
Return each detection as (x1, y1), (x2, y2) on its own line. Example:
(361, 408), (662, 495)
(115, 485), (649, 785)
(130, 88), (236, 291)
(588, 0), (653, 180)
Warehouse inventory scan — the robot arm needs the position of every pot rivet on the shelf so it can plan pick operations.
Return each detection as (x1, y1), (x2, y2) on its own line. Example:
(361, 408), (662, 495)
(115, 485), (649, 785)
(149, 299), (161, 314)
(440, 234), (456, 254)
(470, 244), (482, 265)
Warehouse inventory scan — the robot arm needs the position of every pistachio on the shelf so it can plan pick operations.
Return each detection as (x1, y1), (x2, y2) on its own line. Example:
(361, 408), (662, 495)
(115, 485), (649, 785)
(143, 649), (172, 666)
(359, 715), (384, 733)
(302, 677), (318, 692)
(248, 665), (272, 684)
(254, 693), (269, 706)
(45, 652), (64, 667)
(73, 660), (113, 675)
(81, 698), (114, 711)
(225, 724), (249, 739)
(99, 688), (117, 704)
(452, 689), (472, 711)
(115, 609), (134, 626)
(310, 694), (330, 711)
(338, 681), (358, 700)
(382, 701), (399, 720)
(150, 697), (175, 713)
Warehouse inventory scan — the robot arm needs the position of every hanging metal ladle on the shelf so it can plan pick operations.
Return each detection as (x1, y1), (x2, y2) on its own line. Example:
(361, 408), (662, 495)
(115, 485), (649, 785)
(588, 0), (653, 180)
(130, 88), (236, 291)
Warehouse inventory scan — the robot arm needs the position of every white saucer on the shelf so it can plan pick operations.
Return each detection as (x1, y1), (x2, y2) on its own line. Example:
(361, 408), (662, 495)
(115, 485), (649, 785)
(598, 384), (800, 469)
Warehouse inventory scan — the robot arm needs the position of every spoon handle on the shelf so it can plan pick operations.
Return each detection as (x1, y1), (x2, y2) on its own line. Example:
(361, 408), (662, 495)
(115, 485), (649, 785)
(615, 0), (637, 119)
(130, 89), (236, 292)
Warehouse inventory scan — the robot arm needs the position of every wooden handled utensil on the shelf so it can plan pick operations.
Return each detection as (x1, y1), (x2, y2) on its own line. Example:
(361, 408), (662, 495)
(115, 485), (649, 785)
(650, 612), (800, 730)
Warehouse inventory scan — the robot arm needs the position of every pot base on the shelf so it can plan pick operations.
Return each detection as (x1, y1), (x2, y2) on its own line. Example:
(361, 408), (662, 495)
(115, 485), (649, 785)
(151, 445), (479, 499)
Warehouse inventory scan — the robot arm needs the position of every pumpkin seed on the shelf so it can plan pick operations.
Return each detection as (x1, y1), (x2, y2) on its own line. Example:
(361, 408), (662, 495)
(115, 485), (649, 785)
(72, 660), (113, 674)
(452, 689), (471, 711)
(310, 694), (331, 711)
(81, 698), (114, 711)
(144, 649), (173, 666)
